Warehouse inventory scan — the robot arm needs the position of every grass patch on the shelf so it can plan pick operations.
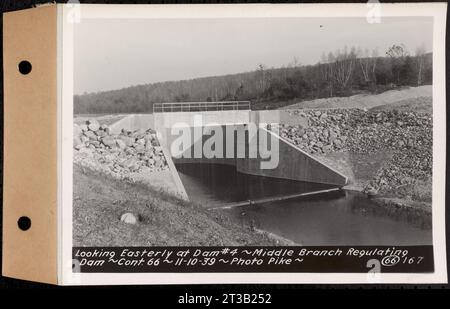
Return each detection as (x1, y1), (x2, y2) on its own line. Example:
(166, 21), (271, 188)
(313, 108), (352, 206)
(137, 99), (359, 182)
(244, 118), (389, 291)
(73, 164), (286, 246)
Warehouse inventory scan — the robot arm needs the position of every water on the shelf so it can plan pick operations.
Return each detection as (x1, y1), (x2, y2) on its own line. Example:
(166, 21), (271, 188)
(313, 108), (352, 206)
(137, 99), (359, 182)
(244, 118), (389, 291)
(176, 163), (432, 245)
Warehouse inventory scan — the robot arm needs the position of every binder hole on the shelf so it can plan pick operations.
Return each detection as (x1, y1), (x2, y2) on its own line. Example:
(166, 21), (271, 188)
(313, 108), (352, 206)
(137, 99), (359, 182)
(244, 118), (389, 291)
(18, 61), (32, 75)
(18, 216), (31, 231)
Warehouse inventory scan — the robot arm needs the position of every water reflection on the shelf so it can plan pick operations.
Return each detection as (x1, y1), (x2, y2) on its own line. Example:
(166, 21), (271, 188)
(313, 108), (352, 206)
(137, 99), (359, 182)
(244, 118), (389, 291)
(176, 163), (336, 207)
(176, 163), (432, 245)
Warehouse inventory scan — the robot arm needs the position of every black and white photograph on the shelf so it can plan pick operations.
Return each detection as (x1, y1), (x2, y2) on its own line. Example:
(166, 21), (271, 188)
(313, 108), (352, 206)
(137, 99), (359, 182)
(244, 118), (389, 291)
(3, 0), (450, 291)
(61, 3), (447, 284)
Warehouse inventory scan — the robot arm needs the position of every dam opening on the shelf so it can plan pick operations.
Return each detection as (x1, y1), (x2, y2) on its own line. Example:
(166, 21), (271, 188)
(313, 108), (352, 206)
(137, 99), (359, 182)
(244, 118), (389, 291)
(106, 102), (432, 245)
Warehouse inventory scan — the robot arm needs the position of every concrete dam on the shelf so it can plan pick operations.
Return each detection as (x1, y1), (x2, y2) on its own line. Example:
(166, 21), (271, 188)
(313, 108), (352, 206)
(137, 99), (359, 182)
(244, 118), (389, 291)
(110, 102), (348, 207)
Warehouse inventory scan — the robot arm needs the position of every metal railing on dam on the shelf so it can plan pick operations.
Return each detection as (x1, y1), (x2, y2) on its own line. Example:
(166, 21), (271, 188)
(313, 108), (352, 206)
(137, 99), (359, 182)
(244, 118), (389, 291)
(153, 101), (251, 113)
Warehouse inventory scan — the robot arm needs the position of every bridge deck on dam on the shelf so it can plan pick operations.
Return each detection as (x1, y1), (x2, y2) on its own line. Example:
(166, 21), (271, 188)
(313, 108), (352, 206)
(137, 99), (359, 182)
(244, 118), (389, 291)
(109, 107), (348, 203)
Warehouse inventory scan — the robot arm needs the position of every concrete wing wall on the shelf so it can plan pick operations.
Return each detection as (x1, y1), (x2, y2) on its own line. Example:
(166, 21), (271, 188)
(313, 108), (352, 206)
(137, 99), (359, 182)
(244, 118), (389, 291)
(236, 128), (348, 186)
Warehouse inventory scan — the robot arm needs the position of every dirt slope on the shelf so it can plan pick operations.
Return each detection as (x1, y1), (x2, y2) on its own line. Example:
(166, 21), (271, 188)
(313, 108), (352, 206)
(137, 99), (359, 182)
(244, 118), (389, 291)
(73, 165), (291, 246)
(282, 85), (432, 110)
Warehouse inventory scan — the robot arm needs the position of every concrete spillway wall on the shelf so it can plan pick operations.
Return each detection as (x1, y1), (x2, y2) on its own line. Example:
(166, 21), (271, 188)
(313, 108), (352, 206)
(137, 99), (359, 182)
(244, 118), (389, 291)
(110, 111), (348, 190)
(236, 128), (347, 186)
(161, 124), (347, 186)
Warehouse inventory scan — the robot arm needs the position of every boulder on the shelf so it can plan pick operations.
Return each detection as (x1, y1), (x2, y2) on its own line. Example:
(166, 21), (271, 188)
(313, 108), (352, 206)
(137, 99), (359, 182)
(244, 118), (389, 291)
(87, 119), (100, 132)
(119, 135), (135, 147)
(135, 144), (146, 154)
(329, 131), (338, 142)
(121, 129), (131, 136)
(307, 131), (315, 140)
(323, 144), (332, 153)
(151, 138), (160, 146)
(80, 135), (89, 143)
(120, 157), (137, 169)
(134, 129), (146, 139)
(120, 213), (137, 224)
(136, 138), (146, 146)
(365, 187), (378, 197)
(334, 139), (343, 148)
(90, 141), (101, 148)
(95, 129), (107, 137)
(83, 130), (97, 140)
(80, 124), (89, 132)
(102, 136), (116, 148)
(319, 113), (327, 121)
(154, 156), (164, 168)
(75, 121), (169, 178)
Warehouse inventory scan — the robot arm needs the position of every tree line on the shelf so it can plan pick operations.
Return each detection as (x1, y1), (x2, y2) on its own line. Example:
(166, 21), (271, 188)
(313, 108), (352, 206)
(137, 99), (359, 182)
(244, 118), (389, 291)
(74, 44), (432, 114)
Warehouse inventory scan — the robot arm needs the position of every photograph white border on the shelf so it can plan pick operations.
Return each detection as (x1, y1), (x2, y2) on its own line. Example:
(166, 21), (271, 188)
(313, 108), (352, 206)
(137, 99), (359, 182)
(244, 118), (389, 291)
(60, 3), (447, 285)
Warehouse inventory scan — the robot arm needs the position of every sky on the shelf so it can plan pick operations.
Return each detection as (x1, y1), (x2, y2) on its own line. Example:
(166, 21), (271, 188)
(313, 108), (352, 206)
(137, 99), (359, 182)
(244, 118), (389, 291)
(74, 17), (433, 94)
